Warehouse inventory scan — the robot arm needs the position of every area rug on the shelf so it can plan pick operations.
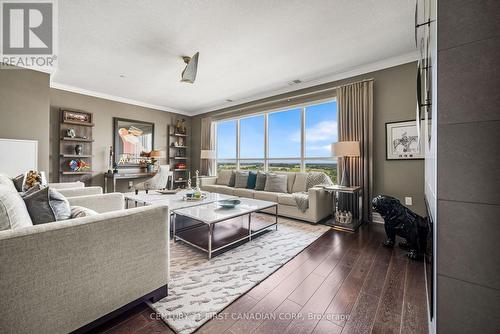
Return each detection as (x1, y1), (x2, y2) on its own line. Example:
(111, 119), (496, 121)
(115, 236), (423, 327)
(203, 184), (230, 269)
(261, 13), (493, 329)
(150, 213), (329, 334)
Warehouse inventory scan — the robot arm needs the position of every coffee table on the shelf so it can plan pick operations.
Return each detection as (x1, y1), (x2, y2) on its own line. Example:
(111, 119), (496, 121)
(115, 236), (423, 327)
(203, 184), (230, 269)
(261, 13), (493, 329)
(123, 190), (236, 211)
(172, 198), (278, 259)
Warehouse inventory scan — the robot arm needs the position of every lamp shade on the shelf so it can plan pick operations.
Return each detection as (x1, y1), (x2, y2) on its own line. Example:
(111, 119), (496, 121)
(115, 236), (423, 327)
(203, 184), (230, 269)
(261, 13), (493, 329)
(331, 141), (360, 157)
(200, 150), (216, 159)
(149, 150), (163, 158)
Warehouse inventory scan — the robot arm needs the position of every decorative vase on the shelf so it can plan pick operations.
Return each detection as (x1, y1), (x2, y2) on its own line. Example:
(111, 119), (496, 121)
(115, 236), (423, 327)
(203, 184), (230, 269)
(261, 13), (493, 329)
(75, 144), (82, 155)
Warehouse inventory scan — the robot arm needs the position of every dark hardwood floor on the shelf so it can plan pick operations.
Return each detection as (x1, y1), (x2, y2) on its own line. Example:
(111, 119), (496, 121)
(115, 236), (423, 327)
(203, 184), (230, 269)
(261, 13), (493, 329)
(90, 223), (428, 334)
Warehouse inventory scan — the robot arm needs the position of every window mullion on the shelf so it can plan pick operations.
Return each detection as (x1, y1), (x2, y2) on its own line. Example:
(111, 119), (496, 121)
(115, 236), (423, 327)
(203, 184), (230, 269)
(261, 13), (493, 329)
(264, 113), (269, 172)
(300, 107), (306, 172)
(236, 119), (240, 170)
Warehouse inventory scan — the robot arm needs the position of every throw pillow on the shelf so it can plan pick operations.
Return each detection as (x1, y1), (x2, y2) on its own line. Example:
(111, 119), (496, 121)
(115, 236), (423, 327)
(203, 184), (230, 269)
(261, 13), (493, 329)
(246, 171), (257, 189)
(306, 172), (333, 190)
(254, 171), (267, 190)
(234, 171), (249, 188)
(228, 171), (236, 187)
(216, 170), (232, 186)
(0, 185), (33, 230)
(264, 173), (288, 193)
(22, 170), (47, 192)
(22, 186), (71, 225)
(292, 172), (308, 193)
(71, 205), (98, 218)
(12, 174), (24, 192)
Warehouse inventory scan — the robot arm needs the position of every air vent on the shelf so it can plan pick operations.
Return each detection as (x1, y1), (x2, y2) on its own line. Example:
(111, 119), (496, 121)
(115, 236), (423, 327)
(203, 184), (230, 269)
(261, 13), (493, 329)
(225, 99), (234, 102)
(288, 79), (302, 85)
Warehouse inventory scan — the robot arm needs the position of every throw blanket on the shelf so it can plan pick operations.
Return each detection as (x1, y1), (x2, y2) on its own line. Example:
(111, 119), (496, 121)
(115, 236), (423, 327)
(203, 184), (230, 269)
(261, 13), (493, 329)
(293, 172), (333, 212)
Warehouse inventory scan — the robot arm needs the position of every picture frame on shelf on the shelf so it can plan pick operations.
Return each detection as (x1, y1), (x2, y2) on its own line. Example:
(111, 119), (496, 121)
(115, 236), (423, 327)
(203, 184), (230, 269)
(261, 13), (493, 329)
(62, 109), (93, 125)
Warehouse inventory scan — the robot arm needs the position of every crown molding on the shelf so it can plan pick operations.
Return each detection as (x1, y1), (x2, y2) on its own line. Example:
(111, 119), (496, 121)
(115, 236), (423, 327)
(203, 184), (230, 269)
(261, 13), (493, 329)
(191, 51), (419, 116)
(49, 82), (190, 116)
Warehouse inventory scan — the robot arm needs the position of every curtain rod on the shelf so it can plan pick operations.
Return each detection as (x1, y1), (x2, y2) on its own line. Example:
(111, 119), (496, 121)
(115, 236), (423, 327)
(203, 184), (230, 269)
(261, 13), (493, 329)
(212, 78), (374, 117)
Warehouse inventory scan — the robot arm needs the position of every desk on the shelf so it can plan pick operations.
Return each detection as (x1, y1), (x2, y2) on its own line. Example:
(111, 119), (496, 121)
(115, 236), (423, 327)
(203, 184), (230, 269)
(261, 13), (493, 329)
(104, 172), (156, 193)
(323, 185), (363, 232)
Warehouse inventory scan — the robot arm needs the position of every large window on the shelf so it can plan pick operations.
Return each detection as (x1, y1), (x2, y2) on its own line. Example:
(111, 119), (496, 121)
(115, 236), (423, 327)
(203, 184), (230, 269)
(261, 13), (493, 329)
(215, 100), (338, 183)
(268, 108), (301, 158)
(216, 119), (237, 172)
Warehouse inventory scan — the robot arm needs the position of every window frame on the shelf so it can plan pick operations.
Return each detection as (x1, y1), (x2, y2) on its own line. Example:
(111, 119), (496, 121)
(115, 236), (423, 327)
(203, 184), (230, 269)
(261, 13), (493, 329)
(215, 97), (337, 174)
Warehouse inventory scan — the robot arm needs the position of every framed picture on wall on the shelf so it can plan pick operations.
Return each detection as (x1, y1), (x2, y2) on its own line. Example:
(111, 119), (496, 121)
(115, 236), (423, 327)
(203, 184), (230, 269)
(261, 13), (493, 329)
(113, 118), (154, 166)
(385, 120), (424, 160)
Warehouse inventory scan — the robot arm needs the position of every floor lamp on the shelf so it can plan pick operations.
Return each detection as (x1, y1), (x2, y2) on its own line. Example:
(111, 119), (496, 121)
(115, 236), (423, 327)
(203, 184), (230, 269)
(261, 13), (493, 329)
(331, 141), (360, 187)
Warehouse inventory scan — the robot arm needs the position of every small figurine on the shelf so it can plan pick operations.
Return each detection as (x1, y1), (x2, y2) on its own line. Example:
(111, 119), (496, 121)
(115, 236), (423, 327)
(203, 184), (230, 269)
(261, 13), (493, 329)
(175, 119), (183, 134)
(180, 119), (187, 134)
(75, 144), (82, 155)
(107, 146), (114, 173)
(66, 128), (76, 138)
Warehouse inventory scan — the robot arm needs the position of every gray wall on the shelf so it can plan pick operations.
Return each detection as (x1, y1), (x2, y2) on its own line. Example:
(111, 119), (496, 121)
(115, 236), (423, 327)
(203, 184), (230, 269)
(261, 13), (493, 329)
(436, 1), (500, 333)
(0, 68), (50, 173)
(191, 62), (425, 215)
(50, 89), (190, 192)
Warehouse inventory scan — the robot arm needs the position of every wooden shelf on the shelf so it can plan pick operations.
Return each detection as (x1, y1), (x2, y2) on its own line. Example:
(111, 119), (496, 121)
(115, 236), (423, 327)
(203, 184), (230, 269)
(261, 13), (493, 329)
(60, 154), (92, 158)
(171, 133), (187, 137)
(61, 137), (94, 142)
(174, 180), (187, 183)
(60, 171), (93, 175)
(59, 109), (94, 183)
(170, 146), (187, 149)
(174, 169), (188, 172)
(170, 157), (188, 160)
(62, 120), (94, 127)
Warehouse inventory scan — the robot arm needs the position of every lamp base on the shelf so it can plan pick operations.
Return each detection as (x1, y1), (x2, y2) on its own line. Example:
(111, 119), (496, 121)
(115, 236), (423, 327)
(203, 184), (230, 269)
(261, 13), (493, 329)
(340, 158), (350, 187)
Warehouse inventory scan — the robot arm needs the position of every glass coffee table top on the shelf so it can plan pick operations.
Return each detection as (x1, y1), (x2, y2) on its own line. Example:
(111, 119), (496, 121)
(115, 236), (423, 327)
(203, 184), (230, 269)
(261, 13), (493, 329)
(123, 190), (236, 211)
(172, 197), (277, 224)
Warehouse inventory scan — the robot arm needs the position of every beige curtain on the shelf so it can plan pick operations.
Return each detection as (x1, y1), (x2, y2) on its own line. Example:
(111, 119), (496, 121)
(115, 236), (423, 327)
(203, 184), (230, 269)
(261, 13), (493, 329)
(337, 80), (373, 222)
(200, 117), (215, 176)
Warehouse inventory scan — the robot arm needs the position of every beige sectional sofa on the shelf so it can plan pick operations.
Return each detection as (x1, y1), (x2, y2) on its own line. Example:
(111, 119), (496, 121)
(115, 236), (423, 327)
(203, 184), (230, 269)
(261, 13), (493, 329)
(200, 171), (333, 223)
(0, 175), (170, 334)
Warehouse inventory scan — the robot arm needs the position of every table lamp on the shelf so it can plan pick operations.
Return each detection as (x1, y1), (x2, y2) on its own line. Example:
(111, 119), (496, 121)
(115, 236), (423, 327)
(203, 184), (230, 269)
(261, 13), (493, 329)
(331, 141), (360, 187)
(149, 150), (163, 171)
(200, 150), (216, 176)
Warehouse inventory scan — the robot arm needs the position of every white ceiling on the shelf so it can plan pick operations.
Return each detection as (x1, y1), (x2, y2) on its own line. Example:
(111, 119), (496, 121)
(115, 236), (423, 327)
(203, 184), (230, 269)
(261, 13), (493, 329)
(51, 0), (417, 115)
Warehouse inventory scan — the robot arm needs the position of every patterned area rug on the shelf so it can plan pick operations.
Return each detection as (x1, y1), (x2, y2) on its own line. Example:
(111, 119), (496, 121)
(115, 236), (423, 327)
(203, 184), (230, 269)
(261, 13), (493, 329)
(150, 213), (329, 334)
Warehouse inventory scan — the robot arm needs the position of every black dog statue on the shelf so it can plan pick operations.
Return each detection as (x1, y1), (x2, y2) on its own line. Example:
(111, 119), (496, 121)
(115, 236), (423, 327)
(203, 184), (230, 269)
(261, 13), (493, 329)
(372, 195), (428, 260)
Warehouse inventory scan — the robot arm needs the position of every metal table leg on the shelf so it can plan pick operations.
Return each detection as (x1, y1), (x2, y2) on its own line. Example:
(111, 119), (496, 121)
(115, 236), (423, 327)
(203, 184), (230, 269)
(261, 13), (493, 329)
(248, 213), (252, 241)
(208, 224), (213, 259)
(172, 213), (177, 242)
(275, 205), (278, 230)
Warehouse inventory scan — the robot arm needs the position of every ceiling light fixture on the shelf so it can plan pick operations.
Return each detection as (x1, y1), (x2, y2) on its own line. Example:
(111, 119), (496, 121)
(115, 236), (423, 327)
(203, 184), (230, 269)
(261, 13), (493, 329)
(181, 52), (199, 84)
(288, 79), (302, 85)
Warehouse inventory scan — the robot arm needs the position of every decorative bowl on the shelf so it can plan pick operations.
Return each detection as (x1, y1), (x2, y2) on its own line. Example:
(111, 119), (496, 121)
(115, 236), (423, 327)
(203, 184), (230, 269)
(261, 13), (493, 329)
(217, 199), (241, 208)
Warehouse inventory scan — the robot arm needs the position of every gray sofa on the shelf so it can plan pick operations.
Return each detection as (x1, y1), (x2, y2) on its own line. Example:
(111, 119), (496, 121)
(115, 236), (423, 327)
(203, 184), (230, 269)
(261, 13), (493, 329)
(200, 170), (333, 223)
(0, 175), (170, 334)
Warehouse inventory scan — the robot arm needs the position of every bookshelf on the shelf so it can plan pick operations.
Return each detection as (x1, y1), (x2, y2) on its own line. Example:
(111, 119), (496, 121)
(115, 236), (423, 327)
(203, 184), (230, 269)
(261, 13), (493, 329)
(58, 109), (94, 183)
(167, 124), (189, 188)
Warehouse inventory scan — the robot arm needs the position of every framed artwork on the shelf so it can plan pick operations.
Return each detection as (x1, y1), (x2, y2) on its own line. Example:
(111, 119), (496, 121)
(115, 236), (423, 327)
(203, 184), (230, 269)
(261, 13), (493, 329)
(62, 109), (93, 125)
(113, 118), (154, 166)
(386, 120), (424, 160)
